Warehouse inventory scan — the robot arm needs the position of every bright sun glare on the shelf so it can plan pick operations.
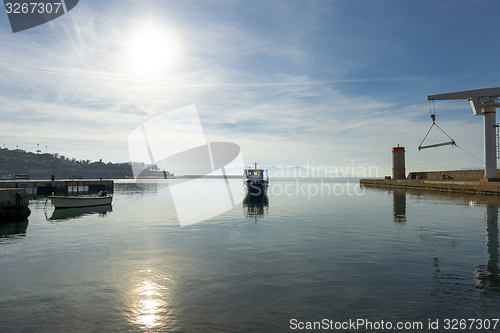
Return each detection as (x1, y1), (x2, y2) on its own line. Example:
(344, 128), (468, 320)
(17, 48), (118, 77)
(128, 27), (177, 74)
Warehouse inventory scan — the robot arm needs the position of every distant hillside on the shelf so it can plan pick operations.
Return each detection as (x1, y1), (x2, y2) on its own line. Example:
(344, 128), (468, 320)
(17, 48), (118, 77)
(266, 166), (363, 178)
(0, 148), (133, 180)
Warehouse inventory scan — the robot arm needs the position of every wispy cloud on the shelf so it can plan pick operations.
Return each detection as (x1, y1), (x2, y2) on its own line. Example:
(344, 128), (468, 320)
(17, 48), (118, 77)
(0, 0), (497, 175)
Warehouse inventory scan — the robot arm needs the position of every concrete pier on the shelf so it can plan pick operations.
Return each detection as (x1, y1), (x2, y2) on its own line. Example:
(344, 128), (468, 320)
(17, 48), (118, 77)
(0, 179), (114, 196)
(364, 144), (500, 195)
(0, 188), (30, 220)
(360, 178), (500, 195)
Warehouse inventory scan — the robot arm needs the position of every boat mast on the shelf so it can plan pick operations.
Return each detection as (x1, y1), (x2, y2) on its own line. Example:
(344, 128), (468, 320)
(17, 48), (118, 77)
(252, 161), (259, 169)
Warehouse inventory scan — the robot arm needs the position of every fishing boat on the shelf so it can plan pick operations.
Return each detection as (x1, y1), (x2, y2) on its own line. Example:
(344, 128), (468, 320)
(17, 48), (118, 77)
(48, 191), (113, 208)
(244, 162), (269, 197)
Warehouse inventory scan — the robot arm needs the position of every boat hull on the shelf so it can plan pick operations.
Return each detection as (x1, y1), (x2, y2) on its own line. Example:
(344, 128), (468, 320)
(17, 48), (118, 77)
(49, 195), (113, 208)
(244, 180), (269, 198)
(49, 205), (112, 220)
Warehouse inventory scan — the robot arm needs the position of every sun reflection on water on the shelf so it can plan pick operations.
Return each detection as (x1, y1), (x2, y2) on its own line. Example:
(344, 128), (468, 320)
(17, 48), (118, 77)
(129, 268), (173, 329)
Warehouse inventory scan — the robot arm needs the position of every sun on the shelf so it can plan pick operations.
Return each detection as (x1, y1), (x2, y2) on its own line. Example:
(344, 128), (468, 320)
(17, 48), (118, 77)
(127, 27), (177, 74)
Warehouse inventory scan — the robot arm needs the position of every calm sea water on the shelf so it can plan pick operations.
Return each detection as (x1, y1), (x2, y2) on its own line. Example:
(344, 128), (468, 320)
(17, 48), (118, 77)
(1, 179), (500, 332)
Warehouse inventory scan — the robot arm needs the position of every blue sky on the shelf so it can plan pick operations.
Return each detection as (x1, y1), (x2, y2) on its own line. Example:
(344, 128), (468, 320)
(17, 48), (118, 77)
(1, 0), (499, 176)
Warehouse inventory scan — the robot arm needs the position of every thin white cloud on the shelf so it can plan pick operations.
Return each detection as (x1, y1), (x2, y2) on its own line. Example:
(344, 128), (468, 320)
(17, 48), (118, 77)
(0, 0), (494, 176)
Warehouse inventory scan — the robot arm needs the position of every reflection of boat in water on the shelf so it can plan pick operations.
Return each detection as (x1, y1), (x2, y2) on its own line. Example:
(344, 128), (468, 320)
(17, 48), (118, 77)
(244, 162), (269, 198)
(48, 191), (113, 208)
(50, 204), (112, 221)
(243, 194), (269, 220)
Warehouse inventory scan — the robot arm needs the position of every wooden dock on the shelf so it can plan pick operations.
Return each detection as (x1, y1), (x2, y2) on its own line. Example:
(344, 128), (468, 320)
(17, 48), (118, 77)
(0, 179), (114, 196)
(360, 178), (500, 195)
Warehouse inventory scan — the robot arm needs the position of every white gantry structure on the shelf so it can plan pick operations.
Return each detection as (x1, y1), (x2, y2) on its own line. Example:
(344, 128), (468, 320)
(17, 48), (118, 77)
(427, 87), (500, 181)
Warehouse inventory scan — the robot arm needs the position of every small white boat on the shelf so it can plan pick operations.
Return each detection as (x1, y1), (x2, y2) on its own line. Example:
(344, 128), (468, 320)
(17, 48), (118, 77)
(49, 192), (113, 208)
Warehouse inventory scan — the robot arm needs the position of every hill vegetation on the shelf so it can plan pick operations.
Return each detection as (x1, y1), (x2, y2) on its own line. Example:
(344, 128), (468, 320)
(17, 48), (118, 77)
(0, 148), (133, 179)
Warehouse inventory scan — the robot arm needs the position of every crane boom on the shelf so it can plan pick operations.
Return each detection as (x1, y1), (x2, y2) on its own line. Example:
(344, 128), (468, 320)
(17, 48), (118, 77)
(428, 87), (500, 100)
(428, 87), (500, 116)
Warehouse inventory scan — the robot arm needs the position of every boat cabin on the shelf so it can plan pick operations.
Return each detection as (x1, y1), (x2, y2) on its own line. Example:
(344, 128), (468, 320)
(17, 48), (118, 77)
(245, 168), (268, 180)
(247, 169), (264, 177)
(245, 161), (269, 181)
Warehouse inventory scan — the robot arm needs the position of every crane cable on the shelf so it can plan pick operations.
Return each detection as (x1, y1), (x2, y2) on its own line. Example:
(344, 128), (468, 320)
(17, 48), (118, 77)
(418, 100), (457, 151)
(418, 101), (495, 171)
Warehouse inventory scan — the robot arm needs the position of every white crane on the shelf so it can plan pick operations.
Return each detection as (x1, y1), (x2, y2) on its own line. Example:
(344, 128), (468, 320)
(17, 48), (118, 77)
(427, 87), (500, 181)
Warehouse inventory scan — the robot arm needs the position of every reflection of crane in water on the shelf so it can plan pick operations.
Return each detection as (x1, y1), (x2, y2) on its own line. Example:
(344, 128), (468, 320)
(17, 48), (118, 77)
(430, 205), (500, 301)
(391, 188), (500, 292)
(474, 205), (500, 291)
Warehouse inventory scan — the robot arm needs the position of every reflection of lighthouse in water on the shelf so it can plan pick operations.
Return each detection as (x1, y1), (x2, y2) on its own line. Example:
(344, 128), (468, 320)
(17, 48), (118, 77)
(128, 105), (245, 226)
(393, 189), (406, 223)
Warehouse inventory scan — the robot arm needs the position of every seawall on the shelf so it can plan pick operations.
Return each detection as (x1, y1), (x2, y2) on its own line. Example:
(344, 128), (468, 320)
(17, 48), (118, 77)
(360, 178), (500, 195)
(0, 179), (114, 196)
(0, 188), (30, 220)
(407, 169), (500, 180)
